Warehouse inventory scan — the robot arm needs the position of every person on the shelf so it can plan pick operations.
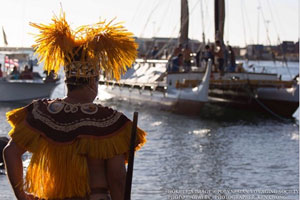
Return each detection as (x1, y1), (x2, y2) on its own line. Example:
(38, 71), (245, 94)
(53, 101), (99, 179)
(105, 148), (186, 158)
(209, 44), (216, 71)
(244, 52), (249, 65)
(10, 66), (20, 80)
(173, 43), (183, 57)
(3, 12), (146, 200)
(214, 40), (225, 75)
(169, 53), (183, 72)
(182, 44), (192, 71)
(271, 51), (276, 64)
(19, 65), (33, 79)
(29, 65), (33, 72)
(202, 45), (214, 63)
(195, 48), (202, 67)
(44, 69), (57, 82)
(227, 45), (236, 72)
(0, 64), (3, 78)
(151, 46), (159, 59)
(164, 49), (169, 59)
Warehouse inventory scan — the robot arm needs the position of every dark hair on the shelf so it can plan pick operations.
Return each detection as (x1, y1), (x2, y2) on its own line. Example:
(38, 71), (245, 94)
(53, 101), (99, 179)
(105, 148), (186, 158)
(205, 45), (210, 49)
(66, 76), (98, 92)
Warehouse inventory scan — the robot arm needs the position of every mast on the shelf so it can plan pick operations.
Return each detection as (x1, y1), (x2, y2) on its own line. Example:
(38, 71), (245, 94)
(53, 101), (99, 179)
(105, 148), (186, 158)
(200, 0), (206, 44)
(214, 0), (225, 43)
(179, 0), (189, 45)
(2, 26), (8, 46)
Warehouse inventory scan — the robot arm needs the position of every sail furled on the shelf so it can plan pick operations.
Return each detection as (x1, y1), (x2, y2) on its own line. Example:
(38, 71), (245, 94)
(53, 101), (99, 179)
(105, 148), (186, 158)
(179, 0), (189, 45)
(214, 0), (225, 43)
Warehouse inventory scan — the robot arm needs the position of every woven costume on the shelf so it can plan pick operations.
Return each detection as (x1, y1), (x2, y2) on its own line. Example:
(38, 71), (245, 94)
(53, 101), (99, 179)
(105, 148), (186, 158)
(6, 12), (146, 199)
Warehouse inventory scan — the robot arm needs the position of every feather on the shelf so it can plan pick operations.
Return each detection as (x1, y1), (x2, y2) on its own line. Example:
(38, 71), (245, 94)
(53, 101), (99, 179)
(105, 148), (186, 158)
(30, 12), (138, 80)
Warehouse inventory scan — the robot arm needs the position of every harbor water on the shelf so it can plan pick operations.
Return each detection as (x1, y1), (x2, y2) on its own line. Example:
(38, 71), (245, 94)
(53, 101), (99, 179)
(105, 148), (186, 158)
(0, 61), (298, 200)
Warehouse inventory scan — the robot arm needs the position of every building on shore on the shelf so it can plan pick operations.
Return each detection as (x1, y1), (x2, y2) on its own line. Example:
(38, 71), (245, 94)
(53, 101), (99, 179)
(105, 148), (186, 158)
(244, 41), (299, 61)
(0, 47), (33, 52)
(0, 39), (298, 62)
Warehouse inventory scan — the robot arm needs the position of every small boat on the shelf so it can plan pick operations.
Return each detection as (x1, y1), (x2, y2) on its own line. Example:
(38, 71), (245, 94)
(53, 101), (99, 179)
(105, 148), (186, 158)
(0, 51), (59, 102)
(0, 78), (59, 102)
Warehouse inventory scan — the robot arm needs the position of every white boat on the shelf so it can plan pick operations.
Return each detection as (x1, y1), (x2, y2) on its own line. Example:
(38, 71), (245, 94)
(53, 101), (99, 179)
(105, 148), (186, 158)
(0, 51), (59, 102)
(170, 68), (299, 118)
(99, 0), (212, 115)
(0, 78), (58, 102)
(99, 0), (299, 118)
(100, 59), (212, 114)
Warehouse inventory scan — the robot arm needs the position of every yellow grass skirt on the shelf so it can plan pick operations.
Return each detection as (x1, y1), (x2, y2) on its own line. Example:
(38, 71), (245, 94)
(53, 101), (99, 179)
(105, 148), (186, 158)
(7, 107), (146, 199)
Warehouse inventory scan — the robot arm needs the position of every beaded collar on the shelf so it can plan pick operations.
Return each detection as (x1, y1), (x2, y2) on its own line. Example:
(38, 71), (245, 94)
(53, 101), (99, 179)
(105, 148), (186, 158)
(47, 99), (100, 115)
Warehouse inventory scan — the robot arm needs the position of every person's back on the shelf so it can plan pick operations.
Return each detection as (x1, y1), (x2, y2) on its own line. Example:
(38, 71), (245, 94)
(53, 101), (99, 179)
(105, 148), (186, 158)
(171, 53), (183, 72)
(228, 45), (236, 72)
(20, 72), (33, 80)
(10, 66), (20, 80)
(214, 42), (224, 59)
(173, 44), (183, 57)
(183, 46), (191, 61)
(44, 70), (57, 82)
(214, 41), (225, 74)
(4, 95), (146, 200)
(151, 46), (159, 59)
(20, 65), (33, 80)
(3, 12), (146, 200)
(202, 45), (213, 62)
(182, 45), (192, 71)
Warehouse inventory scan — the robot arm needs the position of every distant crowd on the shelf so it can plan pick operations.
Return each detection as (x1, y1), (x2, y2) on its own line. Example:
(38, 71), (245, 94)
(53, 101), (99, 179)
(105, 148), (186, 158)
(146, 41), (240, 75)
(0, 64), (34, 80)
(0, 63), (57, 82)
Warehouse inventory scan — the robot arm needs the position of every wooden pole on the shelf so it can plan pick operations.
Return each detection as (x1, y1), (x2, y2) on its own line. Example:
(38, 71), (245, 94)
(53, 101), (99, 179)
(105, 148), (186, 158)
(124, 112), (138, 200)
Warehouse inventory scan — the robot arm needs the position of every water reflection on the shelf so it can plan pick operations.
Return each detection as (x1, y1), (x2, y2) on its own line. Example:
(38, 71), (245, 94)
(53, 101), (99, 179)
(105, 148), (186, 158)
(0, 91), (298, 200)
(105, 100), (299, 200)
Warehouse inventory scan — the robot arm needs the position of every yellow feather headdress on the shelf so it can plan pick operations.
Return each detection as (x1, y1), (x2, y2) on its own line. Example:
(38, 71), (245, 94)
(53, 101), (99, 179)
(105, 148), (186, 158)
(30, 12), (138, 80)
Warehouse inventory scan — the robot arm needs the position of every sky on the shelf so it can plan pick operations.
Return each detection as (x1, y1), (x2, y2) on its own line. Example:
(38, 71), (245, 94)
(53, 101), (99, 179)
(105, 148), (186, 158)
(0, 0), (298, 47)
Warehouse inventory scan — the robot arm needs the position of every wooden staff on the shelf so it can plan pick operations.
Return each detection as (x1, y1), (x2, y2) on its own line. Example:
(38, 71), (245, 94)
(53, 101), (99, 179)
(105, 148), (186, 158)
(124, 112), (138, 200)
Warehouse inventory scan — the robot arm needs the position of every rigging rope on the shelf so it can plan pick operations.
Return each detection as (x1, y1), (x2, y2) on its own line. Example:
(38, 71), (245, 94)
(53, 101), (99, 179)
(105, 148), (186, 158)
(259, 0), (292, 79)
(242, 1), (255, 44)
(269, 1), (286, 40)
(200, 0), (205, 44)
(139, 0), (161, 38)
(129, 1), (144, 28)
(240, 0), (248, 47)
(225, 0), (229, 44)
(153, 0), (173, 36)
(257, 0), (272, 45)
(145, 0), (202, 58)
(266, 0), (281, 45)
(245, 72), (292, 122)
(203, 0), (213, 43)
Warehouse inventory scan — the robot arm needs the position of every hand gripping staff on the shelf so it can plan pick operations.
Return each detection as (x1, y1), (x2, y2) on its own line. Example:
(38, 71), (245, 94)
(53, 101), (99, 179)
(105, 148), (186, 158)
(124, 112), (138, 200)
